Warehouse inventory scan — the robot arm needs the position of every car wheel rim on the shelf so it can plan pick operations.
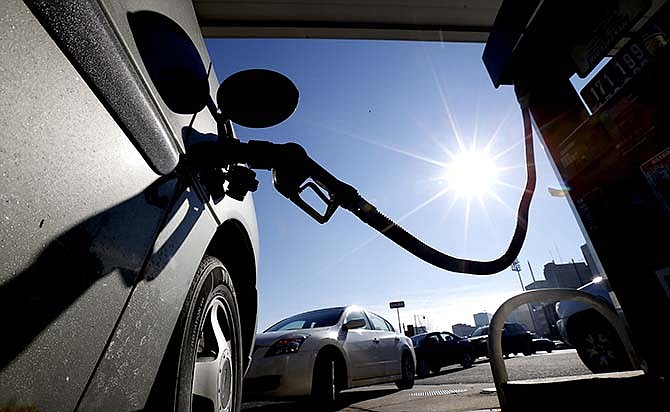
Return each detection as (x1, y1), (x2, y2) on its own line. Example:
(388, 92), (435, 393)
(329, 360), (336, 400)
(193, 298), (233, 412)
(463, 354), (472, 366)
(418, 359), (428, 376)
(403, 356), (413, 378)
(584, 331), (616, 368)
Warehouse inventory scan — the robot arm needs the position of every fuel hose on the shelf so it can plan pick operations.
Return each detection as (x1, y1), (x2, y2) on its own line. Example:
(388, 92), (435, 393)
(198, 95), (536, 275)
(340, 98), (535, 275)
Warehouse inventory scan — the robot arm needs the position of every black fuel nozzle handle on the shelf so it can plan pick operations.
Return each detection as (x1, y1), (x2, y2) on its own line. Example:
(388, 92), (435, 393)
(192, 139), (360, 223)
(251, 141), (359, 224)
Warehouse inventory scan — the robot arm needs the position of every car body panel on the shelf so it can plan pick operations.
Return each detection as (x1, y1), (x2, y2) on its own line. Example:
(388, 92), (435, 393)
(244, 347), (318, 397)
(0, 2), (173, 409)
(344, 328), (386, 381)
(468, 323), (533, 358)
(1, 0), (259, 410)
(77, 186), (219, 410)
(412, 332), (472, 372)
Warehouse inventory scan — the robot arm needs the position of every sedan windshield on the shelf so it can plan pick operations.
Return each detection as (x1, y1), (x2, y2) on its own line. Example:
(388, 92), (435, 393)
(265, 307), (345, 332)
(471, 327), (489, 337)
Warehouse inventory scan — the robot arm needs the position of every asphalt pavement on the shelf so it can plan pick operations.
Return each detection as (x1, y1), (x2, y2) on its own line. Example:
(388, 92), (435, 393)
(242, 349), (592, 411)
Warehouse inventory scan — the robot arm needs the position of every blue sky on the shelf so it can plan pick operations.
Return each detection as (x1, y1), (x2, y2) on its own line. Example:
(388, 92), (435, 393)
(206, 39), (590, 332)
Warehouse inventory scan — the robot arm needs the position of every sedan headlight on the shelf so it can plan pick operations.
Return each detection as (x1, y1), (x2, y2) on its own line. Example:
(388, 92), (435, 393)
(265, 335), (308, 357)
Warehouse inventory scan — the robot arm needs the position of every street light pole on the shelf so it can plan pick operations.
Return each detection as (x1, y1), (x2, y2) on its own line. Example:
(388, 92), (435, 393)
(511, 259), (524, 290)
(389, 301), (405, 334)
(511, 259), (539, 333)
(396, 308), (401, 334)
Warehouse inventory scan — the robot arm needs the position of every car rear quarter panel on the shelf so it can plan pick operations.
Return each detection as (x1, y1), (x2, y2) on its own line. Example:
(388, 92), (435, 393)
(0, 1), (171, 409)
(1, 0), (259, 410)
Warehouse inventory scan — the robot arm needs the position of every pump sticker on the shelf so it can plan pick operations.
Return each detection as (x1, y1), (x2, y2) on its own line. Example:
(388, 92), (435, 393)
(641, 147), (670, 215)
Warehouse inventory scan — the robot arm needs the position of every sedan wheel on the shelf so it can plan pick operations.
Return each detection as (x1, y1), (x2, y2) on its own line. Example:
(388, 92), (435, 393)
(192, 298), (235, 411)
(461, 353), (474, 368)
(575, 327), (630, 374)
(416, 358), (430, 378)
(396, 353), (415, 390)
(311, 353), (341, 407)
(147, 256), (243, 412)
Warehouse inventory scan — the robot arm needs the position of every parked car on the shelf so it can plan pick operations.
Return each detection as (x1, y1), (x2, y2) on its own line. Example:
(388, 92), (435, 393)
(530, 333), (556, 353)
(1, 2), (261, 411)
(244, 306), (416, 404)
(556, 277), (633, 373)
(411, 332), (474, 377)
(468, 322), (534, 359)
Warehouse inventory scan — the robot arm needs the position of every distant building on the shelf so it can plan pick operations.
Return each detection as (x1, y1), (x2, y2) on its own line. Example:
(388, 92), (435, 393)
(507, 306), (534, 331)
(543, 261), (592, 289)
(525, 280), (550, 290)
(581, 243), (605, 276)
(404, 324), (428, 337)
(473, 312), (492, 327)
(452, 323), (477, 337)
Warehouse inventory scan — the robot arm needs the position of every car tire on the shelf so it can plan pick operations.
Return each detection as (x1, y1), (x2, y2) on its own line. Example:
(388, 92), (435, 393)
(148, 255), (244, 412)
(461, 353), (474, 368)
(573, 321), (632, 374)
(395, 352), (415, 390)
(416, 358), (430, 378)
(311, 353), (342, 408)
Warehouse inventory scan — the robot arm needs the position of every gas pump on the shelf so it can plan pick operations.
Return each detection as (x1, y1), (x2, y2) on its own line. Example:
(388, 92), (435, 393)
(483, 0), (670, 381)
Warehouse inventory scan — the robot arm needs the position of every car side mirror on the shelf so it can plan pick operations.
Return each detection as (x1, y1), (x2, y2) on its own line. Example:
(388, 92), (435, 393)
(217, 69), (299, 128)
(343, 318), (366, 330)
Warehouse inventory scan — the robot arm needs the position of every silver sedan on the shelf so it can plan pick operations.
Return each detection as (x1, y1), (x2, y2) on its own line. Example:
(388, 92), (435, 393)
(243, 306), (416, 403)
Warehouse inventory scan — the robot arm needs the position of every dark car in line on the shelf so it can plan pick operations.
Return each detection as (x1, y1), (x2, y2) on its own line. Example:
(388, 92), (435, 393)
(411, 332), (474, 377)
(531, 333), (556, 353)
(468, 322), (534, 359)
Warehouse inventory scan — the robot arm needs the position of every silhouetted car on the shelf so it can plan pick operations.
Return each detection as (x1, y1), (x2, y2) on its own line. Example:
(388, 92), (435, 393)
(244, 306), (416, 404)
(411, 332), (474, 377)
(530, 333), (555, 353)
(556, 277), (633, 373)
(468, 322), (534, 359)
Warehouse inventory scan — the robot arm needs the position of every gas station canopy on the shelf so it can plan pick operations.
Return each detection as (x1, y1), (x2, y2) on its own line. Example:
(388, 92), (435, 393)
(194, 0), (502, 42)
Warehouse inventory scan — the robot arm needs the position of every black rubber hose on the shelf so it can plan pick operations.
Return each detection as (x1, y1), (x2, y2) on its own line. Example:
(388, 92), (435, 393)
(344, 101), (536, 275)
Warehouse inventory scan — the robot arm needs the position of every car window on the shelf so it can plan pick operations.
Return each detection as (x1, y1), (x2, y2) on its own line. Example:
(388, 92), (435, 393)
(384, 319), (397, 333)
(344, 309), (372, 330)
(367, 312), (391, 331)
(265, 307), (345, 332)
(471, 327), (488, 337)
(411, 334), (425, 346)
(440, 332), (455, 341)
(504, 323), (527, 334)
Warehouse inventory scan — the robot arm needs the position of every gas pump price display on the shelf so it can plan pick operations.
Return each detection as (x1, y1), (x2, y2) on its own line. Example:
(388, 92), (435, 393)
(581, 40), (651, 112)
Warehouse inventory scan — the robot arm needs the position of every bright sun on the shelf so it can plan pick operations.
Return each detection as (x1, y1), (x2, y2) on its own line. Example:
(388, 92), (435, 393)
(444, 150), (499, 199)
